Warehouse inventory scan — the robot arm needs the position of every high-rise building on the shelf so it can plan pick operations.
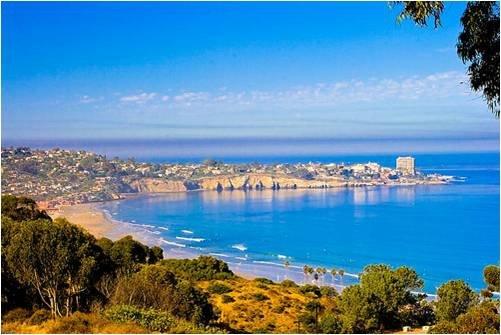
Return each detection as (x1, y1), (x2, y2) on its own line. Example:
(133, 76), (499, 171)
(396, 156), (415, 175)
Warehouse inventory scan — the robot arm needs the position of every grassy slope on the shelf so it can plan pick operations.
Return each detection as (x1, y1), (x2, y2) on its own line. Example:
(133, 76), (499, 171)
(198, 277), (331, 333)
(2, 276), (332, 334)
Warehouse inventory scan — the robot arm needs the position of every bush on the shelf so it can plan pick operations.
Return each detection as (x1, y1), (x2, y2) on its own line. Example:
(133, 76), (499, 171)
(251, 293), (269, 301)
(221, 295), (235, 304)
(160, 256), (234, 281)
(2, 308), (32, 323)
(455, 301), (500, 334)
(254, 277), (274, 285)
(105, 305), (174, 332)
(111, 264), (215, 325)
(281, 279), (298, 288)
(429, 320), (458, 334)
(299, 284), (321, 297)
(320, 286), (338, 298)
(27, 309), (52, 325)
(208, 282), (233, 295)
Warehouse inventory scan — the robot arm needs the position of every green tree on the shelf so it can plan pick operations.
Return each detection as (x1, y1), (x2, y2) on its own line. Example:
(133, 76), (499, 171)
(391, 1), (500, 116)
(3, 218), (102, 317)
(457, 2), (500, 116)
(435, 280), (478, 322)
(483, 265), (500, 292)
(335, 264), (424, 332)
(109, 235), (149, 276)
(1, 195), (51, 222)
(148, 246), (164, 264)
(391, 1), (444, 27)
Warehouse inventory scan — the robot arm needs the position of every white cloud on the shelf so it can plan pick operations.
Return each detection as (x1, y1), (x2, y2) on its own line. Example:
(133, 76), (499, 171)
(120, 92), (157, 103)
(118, 71), (476, 111)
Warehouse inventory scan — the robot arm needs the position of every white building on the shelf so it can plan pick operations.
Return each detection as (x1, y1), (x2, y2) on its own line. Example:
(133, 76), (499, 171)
(396, 156), (415, 175)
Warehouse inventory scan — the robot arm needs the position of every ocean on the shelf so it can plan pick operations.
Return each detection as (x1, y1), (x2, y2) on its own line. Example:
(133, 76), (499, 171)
(98, 152), (499, 293)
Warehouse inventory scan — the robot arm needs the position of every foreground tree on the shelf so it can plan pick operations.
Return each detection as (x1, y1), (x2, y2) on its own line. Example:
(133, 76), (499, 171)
(1, 194), (51, 222)
(391, 1), (500, 116)
(335, 264), (424, 332)
(435, 280), (478, 322)
(3, 218), (102, 317)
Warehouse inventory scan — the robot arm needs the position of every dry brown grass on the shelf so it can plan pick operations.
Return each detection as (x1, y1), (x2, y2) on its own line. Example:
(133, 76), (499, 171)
(198, 277), (313, 333)
(1, 312), (148, 334)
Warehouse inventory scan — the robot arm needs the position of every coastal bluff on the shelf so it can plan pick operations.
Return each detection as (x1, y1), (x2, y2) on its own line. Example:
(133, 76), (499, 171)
(129, 174), (348, 193)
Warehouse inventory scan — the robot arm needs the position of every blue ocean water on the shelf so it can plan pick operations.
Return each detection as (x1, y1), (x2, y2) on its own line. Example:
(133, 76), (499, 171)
(101, 152), (499, 293)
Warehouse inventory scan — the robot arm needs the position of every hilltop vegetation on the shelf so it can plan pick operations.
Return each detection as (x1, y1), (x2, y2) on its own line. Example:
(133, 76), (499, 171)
(1, 195), (499, 333)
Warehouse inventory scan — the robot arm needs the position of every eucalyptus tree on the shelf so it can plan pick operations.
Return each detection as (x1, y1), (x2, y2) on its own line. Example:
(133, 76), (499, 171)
(3, 218), (102, 317)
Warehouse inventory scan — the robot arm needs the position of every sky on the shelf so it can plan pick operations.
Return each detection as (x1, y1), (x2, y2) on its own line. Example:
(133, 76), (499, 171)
(2, 1), (499, 155)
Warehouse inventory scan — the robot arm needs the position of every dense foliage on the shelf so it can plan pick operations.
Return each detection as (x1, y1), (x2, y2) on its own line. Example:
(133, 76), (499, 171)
(160, 256), (234, 281)
(111, 264), (215, 325)
(1, 195), (51, 221)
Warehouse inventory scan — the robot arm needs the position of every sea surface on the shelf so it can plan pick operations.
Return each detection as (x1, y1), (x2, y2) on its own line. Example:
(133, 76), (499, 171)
(100, 152), (499, 293)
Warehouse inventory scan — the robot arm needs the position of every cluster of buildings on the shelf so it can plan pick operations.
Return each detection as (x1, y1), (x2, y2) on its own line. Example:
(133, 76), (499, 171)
(2, 147), (435, 209)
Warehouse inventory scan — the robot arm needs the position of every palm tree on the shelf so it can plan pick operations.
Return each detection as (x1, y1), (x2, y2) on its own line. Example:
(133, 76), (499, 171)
(330, 268), (337, 283)
(303, 265), (309, 283)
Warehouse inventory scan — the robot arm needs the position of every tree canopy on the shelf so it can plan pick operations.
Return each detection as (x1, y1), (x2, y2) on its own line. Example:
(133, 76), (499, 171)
(1, 194), (51, 222)
(3, 218), (102, 317)
(435, 280), (478, 322)
(391, 1), (500, 116)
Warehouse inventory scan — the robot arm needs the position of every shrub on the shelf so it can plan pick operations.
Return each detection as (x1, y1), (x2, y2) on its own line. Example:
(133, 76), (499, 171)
(221, 295), (235, 304)
(320, 286), (338, 298)
(455, 301), (500, 334)
(27, 309), (52, 325)
(429, 320), (458, 334)
(254, 277), (274, 285)
(299, 284), (321, 297)
(281, 279), (298, 288)
(105, 305), (174, 332)
(112, 264), (215, 325)
(160, 256), (234, 281)
(251, 293), (269, 301)
(208, 282), (233, 295)
(2, 308), (32, 323)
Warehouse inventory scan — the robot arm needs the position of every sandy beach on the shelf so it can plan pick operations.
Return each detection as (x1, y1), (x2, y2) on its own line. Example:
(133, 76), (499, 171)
(51, 201), (207, 260)
(51, 203), (122, 238)
(50, 201), (355, 290)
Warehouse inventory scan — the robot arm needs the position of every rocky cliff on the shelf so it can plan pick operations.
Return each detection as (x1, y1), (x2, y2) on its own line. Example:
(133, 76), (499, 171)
(129, 174), (346, 193)
(129, 178), (200, 193)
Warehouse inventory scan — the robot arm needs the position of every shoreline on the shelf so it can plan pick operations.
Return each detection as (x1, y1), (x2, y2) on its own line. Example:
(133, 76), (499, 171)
(51, 199), (360, 292)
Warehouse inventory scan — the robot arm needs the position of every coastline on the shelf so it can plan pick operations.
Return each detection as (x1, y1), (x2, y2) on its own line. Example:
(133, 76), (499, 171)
(49, 194), (473, 300)
(52, 198), (360, 292)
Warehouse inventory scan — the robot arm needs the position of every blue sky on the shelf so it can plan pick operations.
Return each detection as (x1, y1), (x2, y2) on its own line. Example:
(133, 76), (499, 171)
(2, 2), (499, 152)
